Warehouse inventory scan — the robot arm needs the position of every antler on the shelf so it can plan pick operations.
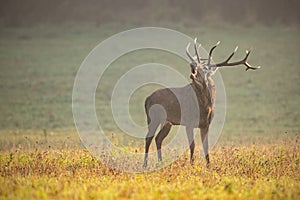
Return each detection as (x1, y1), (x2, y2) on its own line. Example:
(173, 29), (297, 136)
(186, 38), (208, 63)
(186, 42), (194, 62)
(207, 41), (220, 65)
(207, 42), (260, 71)
(194, 38), (201, 63)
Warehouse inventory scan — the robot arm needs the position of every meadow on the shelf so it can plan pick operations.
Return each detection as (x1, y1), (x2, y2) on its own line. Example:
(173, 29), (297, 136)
(0, 22), (299, 199)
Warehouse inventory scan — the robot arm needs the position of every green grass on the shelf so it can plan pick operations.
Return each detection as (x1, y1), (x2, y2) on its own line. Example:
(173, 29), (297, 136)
(0, 23), (299, 136)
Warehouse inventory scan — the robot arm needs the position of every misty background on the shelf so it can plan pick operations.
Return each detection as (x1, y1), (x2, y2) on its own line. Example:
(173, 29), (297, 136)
(0, 0), (299, 27)
(0, 0), (299, 142)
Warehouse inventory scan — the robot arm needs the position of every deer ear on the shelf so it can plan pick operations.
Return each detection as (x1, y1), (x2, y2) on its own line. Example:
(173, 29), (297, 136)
(190, 62), (197, 74)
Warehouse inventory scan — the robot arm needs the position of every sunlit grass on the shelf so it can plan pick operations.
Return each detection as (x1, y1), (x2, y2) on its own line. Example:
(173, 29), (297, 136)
(0, 133), (299, 200)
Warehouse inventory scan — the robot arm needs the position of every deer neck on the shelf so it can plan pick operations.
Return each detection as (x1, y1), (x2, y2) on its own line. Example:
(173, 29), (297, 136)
(191, 80), (212, 108)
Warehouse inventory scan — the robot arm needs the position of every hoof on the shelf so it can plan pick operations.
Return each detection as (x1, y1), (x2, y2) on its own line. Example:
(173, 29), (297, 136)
(142, 163), (147, 168)
(190, 158), (195, 165)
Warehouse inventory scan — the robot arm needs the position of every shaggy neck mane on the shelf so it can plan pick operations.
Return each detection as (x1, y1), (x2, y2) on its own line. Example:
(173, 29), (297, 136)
(191, 78), (213, 108)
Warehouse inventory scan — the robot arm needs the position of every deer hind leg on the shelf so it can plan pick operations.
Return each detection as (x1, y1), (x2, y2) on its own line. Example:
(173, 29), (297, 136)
(143, 119), (160, 168)
(155, 122), (172, 162)
(185, 127), (195, 165)
(200, 126), (210, 166)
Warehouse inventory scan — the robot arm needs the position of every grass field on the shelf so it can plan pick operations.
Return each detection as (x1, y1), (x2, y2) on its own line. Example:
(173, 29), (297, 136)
(1, 139), (299, 199)
(0, 22), (299, 199)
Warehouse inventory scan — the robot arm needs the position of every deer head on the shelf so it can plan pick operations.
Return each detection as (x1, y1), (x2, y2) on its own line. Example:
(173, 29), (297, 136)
(186, 38), (260, 87)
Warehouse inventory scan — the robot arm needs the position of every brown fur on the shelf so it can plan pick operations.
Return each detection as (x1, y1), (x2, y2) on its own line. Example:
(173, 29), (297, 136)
(143, 62), (215, 167)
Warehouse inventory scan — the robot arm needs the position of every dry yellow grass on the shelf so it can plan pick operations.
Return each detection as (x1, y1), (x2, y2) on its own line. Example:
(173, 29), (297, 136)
(1, 135), (299, 200)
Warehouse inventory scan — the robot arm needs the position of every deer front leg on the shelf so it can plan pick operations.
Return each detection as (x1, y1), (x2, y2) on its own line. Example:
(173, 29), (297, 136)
(200, 126), (210, 166)
(185, 126), (195, 165)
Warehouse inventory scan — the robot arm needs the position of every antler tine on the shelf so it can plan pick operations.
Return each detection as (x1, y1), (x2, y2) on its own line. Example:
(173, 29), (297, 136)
(198, 43), (208, 61)
(207, 41), (221, 65)
(242, 50), (261, 71)
(197, 43), (202, 52)
(194, 38), (201, 63)
(222, 46), (239, 64)
(186, 43), (194, 62)
(213, 48), (260, 71)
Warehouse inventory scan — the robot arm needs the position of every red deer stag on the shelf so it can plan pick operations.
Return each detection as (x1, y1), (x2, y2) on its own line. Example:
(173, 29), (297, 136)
(143, 38), (260, 168)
